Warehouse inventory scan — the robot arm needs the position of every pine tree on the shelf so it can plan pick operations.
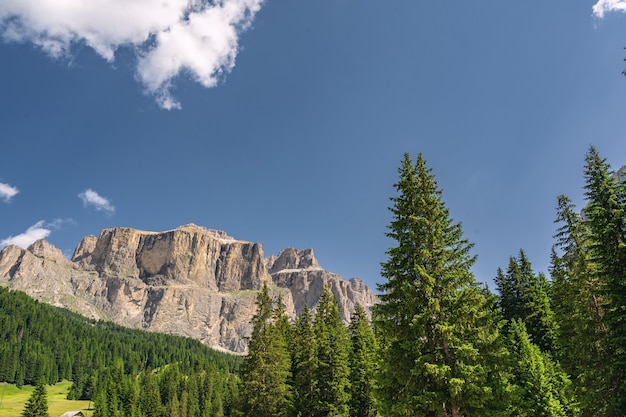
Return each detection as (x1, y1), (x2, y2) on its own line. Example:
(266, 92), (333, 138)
(92, 386), (108, 417)
(348, 304), (377, 417)
(582, 146), (626, 414)
(274, 293), (293, 349)
(507, 319), (576, 417)
(495, 250), (559, 354)
(550, 147), (626, 416)
(21, 381), (50, 417)
(119, 374), (139, 417)
(374, 153), (508, 417)
(179, 390), (189, 417)
(139, 371), (162, 417)
(185, 374), (201, 417)
(312, 286), (351, 417)
(236, 282), (292, 417)
(168, 392), (181, 417)
(291, 304), (317, 417)
(551, 195), (605, 416)
(268, 295), (294, 417)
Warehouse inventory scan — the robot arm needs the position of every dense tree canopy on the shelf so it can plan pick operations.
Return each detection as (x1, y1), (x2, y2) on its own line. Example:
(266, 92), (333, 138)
(0, 286), (240, 417)
(0, 287), (239, 390)
(495, 250), (559, 354)
(237, 286), (372, 417)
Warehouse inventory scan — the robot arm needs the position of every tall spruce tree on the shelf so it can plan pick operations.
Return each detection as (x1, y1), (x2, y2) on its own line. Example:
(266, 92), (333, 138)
(21, 381), (50, 417)
(582, 146), (626, 414)
(274, 293), (294, 349)
(550, 147), (626, 416)
(495, 250), (559, 354)
(236, 282), (292, 417)
(348, 304), (377, 417)
(291, 304), (317, 417)
(374, 153), (508, 417)
(313, 286), (351, 417)
(551, 195), (605, 416)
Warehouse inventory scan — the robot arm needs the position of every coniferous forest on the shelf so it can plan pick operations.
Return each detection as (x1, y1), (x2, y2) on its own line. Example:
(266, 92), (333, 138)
(0, 286), (241, 416)
(238, 146), (626, 417)
(2, 146), (626, 417)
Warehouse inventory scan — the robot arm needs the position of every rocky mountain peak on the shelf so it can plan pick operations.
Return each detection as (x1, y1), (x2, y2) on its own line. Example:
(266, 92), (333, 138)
(72, 235), (98, 263)
(27, 239), (68, 264)
(0, 225), (378, 353)
(266, 247), (321, 274)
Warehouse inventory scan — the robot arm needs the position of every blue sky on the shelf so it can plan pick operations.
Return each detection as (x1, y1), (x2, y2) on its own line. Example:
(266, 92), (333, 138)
(1, 0), (626, 291)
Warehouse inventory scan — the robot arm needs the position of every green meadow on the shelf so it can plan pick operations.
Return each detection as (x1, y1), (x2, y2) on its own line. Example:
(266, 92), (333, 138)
(0, 381), (93, 417)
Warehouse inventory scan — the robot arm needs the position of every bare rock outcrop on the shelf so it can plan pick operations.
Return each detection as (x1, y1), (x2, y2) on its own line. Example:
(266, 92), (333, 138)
(0, 224), (377, 353)
(0, 240), (105, 318)
(268, 248), (379, 320)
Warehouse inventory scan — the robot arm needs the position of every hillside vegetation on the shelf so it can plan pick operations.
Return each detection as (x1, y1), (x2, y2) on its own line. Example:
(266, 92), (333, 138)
(0, 285), (241, 416)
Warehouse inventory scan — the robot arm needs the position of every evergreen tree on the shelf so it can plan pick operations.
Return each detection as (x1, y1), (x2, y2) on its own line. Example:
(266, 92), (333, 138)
(291, 304), (317, 417)
(185, 374), (201, 417)
(21, 381), (50, 417)
(374, 153), (508, 417)
(495, 250), (559, 353)
(550, 147), (626, 416)
(236, 282), (292, 417)
(348, 304), (377, 417)
(312, 286), (351, 417)
(179, 390), (189, 417)
(274, 293), (294, 349)
(168, 392), (182, 417)
(507, 319), (576, 417)
(119, 373), (139, 417)
(551, 195), (605, 416)
(92, 386), (108, 417)
(139, 371), (162, 417)
(582, 146), (626, 414)
(211, 389), (225, 417)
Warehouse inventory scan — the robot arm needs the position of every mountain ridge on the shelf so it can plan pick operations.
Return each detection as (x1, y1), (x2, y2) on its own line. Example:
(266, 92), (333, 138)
(0, 224), (378, 353)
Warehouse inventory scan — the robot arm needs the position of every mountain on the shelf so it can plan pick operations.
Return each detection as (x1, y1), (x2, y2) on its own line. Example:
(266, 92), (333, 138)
(0, 224), (378, 353)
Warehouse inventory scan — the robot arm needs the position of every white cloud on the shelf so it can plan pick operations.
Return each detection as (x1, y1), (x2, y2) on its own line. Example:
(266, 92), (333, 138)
(78, 188), (115, 215)
(593, 0), (626, 18)
(0, 218), (73, 249)
(0, 182), (18, 202)
(0, 0), (264, 109)
(0, 220), (51, 248)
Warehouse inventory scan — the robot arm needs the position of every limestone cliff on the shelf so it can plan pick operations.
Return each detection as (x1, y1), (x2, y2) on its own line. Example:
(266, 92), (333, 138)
(268, 248), (379, 320)
(0, 224), (378, 353)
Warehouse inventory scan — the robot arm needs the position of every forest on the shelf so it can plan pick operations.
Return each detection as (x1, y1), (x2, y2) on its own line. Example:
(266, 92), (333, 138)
(2, 145), (626, 417)
(0, 286), (241, 416)
(237, 146), (626, 417)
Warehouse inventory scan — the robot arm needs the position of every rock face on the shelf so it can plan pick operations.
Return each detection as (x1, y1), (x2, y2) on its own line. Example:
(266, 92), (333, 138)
(268, 248), (379, 320)
(0, 224), (378, 353)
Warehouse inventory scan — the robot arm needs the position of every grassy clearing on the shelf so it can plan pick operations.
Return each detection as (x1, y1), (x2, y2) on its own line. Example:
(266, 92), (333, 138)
(0, 381), (93, 417)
